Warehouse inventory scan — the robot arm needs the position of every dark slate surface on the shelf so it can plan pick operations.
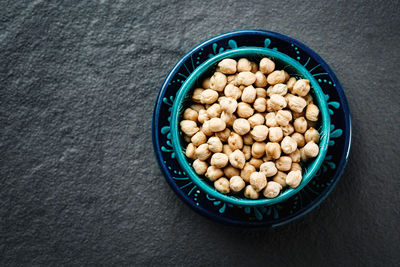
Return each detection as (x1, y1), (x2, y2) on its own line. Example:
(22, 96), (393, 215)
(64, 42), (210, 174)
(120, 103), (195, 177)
(1, 0), (399, 266)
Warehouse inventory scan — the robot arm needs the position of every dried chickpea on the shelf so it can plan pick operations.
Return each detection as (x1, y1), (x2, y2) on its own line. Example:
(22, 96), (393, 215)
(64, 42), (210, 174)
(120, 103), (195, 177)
(300, 147), (307, 161)
(263, 181), (282, 198)
(251, 142), (265, 158)
(305, 127), (320, 143)
(195, 143), (211, 161)
(201, 120), (213, 136)
(269, 127), (283, 142)
(186, 143), (197, 159)
(180, 120), (199, 136)
(211, 153), (229, 168)
(289, 149), (301, 163)
(291, 132), (306, 147)
(191, 131), (207, 146)
(198, 109), (209, 124)
(281, 123), (294, 136)
(237, 58), (252, 72)
(241, 163), (256, 182)
(228, 132), (243, 150)
(241, 85), (257, 103)
(253, 97), (267, 112)
(256, 87), (267, 98)
(200, 89), (218, 104)
(249, 158), (263, 169)
(192, 88), (204, 103)
(244, 185), (259, 199)
(293, 117), (308, 133)
(237, 71), (256, 86)
(220, 111), (236, 127)
(248, 113), (265, 128)
(293, 79), (310, 96)
(233, 118), (251, 135)
(276, 110), (292, 126)
(219, 97), (237, 114)
(214, 177), (230, 194)
(210, 72), (227, 92)
(251, 61), (258, 73)
(190, 104), (205, 112)
(215, 128), (231, 142)
(236, 102), (254, 118)
(205, 166), (224, 181)
(268, 94), (287, 111)
(209, 118), (226, 132)
(260, 161), (278, 177)
(250, 172), (267, 192)
(286, 170), (302, 188)
(223, 144), (233, 156)
(281, 136), (297, 154)
(288, 96), (307, 113)
(183, 108), (198, 121)
(206, 103), (222, 118)
(224, 84), (242, 100)
(229, 149), (246, 169)
(265, 142), (281, 160)
(267, 83), (288, 96)
(192, 159), (208, 175)
(305, 103), (319, 121)
(254, 71), (268, 87)
(291, 162), (302, 172)
(242, 145), (251, 160)
(287, 77), (296, 91)
(207, 136), (223, 153)
(230, 176), (245, 193)
(265, 112), (278, 127)
(267, 70), (286, 85)
(276, 156), (292, 171)
(259, 57), (275, 74)
(218, 59), (237, 74)
(243, 133), (254, 145)
(224, 166), (240, 178)
(272, 171), (287, 187)
(304, 141), (319, 158)
(239, 85), (245, 91)
(250, 125), (269, 142)
(202, 77), (211, 89)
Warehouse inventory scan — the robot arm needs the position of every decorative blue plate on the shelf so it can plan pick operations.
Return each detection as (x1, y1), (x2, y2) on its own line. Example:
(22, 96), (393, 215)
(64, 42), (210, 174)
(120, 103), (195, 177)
(152, 30), (352, 227)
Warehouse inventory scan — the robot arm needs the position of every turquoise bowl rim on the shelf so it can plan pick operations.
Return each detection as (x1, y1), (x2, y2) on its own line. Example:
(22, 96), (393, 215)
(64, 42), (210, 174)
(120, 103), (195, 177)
(171, 47), (331, 207)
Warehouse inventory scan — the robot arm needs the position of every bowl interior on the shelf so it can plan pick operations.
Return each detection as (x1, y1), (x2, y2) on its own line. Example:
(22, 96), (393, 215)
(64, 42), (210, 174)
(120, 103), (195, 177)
(171, 47), (330, 207)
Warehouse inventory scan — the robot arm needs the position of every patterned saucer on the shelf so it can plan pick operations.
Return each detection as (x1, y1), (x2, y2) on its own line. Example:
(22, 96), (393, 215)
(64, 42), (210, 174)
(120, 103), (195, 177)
(152, 30), (352, 227)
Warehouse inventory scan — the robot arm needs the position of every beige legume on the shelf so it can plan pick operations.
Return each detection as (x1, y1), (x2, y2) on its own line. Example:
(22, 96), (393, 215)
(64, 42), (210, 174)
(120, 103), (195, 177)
(193, 159), (208, 175)
(263, 181), (282, 198)
(214, 177), (230, 193)
(230, 176), (245, 193)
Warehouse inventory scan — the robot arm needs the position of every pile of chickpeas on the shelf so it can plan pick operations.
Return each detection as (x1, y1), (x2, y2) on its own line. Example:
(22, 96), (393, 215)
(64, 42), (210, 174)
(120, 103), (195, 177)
(180, 57), (320, 199)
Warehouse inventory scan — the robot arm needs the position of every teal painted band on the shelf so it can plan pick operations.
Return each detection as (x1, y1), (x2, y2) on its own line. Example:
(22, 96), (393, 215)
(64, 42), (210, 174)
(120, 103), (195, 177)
(171, 47), (331, 207)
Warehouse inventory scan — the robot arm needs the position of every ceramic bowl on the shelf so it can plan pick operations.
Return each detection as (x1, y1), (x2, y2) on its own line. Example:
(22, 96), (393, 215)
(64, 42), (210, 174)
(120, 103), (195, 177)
(170, 47), (331, 207)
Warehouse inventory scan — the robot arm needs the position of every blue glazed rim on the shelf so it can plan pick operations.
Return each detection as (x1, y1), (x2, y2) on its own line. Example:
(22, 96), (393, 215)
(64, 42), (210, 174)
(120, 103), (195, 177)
(170, 47), (331, 207)
(152, 29), (352, 226)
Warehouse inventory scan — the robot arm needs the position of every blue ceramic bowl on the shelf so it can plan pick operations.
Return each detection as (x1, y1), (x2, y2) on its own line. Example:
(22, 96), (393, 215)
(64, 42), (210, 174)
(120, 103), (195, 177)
(170, 47), (331, 207)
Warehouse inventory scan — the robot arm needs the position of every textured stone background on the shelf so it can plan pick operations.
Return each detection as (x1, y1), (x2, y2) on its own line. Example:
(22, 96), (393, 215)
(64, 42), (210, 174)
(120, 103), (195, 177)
(1, 0), (399, 266)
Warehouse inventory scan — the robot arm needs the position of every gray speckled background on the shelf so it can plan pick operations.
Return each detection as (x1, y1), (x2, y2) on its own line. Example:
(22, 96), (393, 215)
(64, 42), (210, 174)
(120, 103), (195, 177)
(1, 0), (399, 266)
